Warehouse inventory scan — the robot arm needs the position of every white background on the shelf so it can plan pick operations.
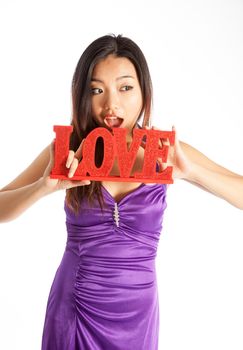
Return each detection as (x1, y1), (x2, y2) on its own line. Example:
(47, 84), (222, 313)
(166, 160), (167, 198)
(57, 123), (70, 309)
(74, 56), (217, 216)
(0, 0), (242, 349)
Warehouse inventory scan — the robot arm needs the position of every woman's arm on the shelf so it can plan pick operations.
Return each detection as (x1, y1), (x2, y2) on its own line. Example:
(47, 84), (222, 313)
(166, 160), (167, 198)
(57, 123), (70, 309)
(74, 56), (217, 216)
(153, 125), (243, 210)
(180, 141), (243, 210)
(0, 142), (90, 223)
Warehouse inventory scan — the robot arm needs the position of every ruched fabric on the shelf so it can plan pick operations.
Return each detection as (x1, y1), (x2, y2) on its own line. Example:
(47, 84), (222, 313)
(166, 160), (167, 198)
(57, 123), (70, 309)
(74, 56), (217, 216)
(41, 183), (167, 350)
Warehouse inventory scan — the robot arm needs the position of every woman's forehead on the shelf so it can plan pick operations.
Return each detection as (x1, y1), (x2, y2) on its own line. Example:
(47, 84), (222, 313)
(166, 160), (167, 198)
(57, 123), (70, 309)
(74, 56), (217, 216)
(92, 55), (137, 79)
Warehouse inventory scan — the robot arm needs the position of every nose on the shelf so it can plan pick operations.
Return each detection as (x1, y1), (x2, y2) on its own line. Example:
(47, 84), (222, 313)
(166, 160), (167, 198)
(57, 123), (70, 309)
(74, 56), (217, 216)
(104, 90), (120, 112)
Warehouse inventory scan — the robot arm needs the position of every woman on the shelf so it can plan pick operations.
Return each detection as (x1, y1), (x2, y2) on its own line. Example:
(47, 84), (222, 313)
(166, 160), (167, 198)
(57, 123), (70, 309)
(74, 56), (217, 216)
(0, 34), (242, 350)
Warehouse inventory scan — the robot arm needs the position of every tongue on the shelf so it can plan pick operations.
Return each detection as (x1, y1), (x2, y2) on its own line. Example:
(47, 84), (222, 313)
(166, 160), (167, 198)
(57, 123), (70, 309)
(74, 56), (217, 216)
(106, 118), (122, 127)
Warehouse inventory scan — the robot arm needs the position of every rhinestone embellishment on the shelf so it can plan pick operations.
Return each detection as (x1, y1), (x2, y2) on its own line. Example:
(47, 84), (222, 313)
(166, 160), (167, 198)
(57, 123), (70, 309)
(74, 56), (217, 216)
(113, 203), (120, 227)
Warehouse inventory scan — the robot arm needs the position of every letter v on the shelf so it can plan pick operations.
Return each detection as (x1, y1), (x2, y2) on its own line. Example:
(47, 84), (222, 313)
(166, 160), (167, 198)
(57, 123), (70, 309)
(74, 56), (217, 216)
(112, 128), (145, 178)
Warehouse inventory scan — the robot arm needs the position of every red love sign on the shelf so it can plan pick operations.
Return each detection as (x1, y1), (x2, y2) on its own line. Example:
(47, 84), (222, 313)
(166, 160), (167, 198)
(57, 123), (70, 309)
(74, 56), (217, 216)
(50, 126), (175, 183)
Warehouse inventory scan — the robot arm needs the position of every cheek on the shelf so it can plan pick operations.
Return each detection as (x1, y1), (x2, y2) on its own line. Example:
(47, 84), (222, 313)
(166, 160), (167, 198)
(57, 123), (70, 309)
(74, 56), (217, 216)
(127, 94), (143, 114)
(91, 99), (100, 116)
(91, 96), (104, 112)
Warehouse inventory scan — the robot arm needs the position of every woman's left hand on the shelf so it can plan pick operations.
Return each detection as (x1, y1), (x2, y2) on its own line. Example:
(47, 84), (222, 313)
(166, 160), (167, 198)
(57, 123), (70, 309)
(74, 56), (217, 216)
(150, 125), (192, 180)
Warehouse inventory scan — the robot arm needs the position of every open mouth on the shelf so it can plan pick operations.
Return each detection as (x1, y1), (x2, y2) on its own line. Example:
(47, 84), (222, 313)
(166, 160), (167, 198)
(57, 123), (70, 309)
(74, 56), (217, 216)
(104, 115), (124, 128)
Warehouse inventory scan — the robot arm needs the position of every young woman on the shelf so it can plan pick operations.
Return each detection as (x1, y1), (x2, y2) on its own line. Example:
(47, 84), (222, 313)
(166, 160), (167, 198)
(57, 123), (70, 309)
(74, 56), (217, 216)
(0, 34), (242, 350)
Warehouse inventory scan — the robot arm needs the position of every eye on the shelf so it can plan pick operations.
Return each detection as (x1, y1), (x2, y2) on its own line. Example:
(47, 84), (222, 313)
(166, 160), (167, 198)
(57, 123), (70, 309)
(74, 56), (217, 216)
(120, 85), (133, 91)
(91, 87), (103, 95)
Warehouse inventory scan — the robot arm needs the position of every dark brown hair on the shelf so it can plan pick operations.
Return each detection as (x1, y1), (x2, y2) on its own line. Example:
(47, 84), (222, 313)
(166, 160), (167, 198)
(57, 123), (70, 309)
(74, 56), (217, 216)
(65, 34), (153, 213)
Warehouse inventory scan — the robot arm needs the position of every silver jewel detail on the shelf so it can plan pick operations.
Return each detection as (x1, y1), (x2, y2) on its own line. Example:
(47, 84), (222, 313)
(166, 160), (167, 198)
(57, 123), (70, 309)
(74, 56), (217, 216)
(113, 203), (120, 227)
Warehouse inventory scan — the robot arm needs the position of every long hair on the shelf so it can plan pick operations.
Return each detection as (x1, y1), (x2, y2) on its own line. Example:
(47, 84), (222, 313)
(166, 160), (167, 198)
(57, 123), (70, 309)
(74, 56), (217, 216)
(65, 34), (153, 213)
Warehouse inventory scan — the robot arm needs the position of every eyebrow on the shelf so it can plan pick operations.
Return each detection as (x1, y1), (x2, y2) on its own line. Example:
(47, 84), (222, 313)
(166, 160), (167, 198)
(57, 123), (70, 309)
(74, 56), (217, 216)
(91, 75), (135, 83)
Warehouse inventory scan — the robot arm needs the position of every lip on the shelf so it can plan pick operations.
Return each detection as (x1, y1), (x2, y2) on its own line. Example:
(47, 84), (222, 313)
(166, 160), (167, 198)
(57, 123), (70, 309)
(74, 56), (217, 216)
(103, 114), (124, 128)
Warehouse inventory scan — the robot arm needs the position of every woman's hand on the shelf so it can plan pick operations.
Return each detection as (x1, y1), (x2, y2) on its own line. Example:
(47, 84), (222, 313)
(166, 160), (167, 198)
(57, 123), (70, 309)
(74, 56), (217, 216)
(164, 126), (192, 180)
(42, 140), (90, 192)
(145, 125), (192, 180)
(0, 140), (91, 222)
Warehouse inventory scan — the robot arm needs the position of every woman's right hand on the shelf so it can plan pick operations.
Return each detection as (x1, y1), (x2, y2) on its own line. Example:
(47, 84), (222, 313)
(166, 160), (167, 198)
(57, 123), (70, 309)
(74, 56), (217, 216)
(0, 140), (90, 222)
(42, 140), (90, 193)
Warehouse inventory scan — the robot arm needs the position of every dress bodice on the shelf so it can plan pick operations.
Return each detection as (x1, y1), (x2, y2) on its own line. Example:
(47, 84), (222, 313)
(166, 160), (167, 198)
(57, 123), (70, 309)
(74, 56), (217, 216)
(64, 183), (167, 255)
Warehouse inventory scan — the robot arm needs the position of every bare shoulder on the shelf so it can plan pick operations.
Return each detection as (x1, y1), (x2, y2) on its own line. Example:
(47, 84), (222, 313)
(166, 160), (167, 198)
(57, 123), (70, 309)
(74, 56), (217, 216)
(179, 140), (237, 176)
(0, 144), (51, 191)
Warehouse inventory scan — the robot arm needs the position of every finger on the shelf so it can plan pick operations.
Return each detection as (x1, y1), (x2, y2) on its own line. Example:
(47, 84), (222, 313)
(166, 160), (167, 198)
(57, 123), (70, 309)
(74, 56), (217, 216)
(172, 125), (178, 145)
(45, 140), (55, 177)
(140, 140), (146, 149)
(150, 126), (173, 166)
(150, 126), (161, 148)
(151, 125), (167, 148)
(161, 137), (170, 147)
(144, 125), (170, 149)
(139, 126), (150, 149)
(49, 140), (55, 166)
(66, 150), (75, 168)
(157, 158), (167, 172)
(75, 139), (85, 161)
(68, 157), (79, 178)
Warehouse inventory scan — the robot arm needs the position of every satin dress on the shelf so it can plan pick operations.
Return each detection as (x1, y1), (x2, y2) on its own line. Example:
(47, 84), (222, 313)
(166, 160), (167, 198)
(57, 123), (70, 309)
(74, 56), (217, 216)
(41, 183), (167, 350)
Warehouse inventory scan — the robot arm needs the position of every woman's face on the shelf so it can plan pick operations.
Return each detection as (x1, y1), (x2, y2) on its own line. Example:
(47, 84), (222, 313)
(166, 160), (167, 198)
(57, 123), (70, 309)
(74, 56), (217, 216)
(90, 55), (143, 139)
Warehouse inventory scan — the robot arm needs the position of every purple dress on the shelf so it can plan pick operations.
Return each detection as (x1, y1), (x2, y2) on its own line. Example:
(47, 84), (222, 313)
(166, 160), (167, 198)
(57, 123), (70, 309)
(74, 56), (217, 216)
(41, 183), (167, 349)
